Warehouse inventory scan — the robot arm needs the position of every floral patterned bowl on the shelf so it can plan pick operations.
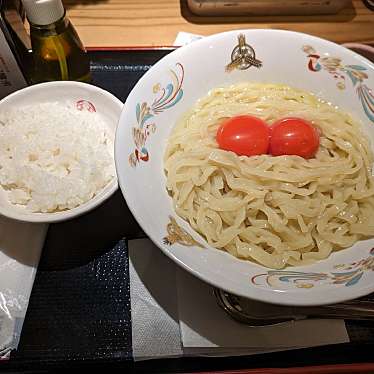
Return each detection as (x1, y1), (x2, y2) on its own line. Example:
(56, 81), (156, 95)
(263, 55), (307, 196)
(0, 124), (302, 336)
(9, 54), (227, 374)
(115, 30), (374, 306)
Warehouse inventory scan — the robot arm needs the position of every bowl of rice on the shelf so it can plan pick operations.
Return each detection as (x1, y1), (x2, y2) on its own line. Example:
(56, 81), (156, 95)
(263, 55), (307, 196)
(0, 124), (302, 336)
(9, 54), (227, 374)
(115, 29), (374, 306)
(0, 81), (122, 223)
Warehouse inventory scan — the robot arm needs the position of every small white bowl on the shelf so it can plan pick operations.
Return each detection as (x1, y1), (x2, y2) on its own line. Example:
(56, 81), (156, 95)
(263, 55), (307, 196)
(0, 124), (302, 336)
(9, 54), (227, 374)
(115, 29), (374, 306)
(0, 81), (123, 223)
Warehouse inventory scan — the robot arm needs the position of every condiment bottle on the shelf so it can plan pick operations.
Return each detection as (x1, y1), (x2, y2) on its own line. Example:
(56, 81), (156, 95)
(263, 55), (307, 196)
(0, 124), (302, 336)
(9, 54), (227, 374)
(21, 0), (91, 83)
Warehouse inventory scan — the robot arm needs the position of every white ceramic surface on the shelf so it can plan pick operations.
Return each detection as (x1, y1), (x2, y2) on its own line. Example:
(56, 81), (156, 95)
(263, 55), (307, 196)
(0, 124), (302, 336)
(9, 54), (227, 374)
(115, 29), (374, 306)
(0, 81), (122, 223)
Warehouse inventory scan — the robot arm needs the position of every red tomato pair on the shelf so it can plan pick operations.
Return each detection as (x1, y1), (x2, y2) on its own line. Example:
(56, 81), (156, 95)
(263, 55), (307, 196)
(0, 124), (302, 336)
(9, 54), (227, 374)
(216, 115), (320, 159)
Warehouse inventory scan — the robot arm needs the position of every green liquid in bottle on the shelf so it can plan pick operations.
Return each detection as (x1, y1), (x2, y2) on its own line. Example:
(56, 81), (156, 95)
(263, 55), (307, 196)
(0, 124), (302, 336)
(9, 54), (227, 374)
(29, 13), (91, 84)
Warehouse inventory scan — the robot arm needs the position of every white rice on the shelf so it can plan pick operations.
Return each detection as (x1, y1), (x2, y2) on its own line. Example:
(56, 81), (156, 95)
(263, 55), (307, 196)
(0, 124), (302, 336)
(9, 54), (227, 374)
(0, 101), (115, 213)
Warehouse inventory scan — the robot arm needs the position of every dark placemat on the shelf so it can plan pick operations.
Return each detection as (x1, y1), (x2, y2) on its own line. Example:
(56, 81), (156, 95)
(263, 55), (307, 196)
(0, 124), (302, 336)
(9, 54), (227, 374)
(14, 239), (131, 362)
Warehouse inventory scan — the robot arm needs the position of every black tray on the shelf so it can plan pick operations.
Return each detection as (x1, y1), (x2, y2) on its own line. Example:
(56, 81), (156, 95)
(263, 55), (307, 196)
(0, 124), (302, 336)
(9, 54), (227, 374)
(2, 49), (374, 373)
(3, 49), (171, 372)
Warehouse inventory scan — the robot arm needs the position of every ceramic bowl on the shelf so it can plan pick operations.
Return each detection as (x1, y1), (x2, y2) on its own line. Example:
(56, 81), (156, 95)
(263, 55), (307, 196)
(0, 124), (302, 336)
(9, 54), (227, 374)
(115, 30), (374, 306)
(0, 81), (122, 223)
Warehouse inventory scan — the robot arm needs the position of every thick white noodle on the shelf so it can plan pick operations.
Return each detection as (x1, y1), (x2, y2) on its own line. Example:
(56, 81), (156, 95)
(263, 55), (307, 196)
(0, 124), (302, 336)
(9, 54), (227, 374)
(164, 83), (374, 269)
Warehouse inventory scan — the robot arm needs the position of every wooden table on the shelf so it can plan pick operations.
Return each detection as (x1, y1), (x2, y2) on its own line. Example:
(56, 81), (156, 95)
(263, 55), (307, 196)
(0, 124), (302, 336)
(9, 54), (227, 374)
(63, 0), (374, 47)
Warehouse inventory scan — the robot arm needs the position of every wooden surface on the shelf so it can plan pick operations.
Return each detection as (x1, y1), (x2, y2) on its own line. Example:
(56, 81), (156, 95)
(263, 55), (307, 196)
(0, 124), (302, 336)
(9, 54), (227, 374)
(62, 0), (374, 47)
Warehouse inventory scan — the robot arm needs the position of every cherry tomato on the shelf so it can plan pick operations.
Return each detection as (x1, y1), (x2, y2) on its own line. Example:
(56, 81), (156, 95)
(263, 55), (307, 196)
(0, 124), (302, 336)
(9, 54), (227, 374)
(269, 117), (320, 159)
(216, 115), (270, 157)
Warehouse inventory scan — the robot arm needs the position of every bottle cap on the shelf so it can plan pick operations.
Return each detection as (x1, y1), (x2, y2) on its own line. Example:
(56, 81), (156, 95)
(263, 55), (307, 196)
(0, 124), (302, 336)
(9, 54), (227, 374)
(22, 0), (65, 26)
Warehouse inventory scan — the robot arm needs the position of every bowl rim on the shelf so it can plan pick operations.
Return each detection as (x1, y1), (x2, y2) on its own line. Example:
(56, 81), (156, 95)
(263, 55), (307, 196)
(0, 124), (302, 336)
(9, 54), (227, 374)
(0, 80), (122, 223)
(115, 29), (374, 306)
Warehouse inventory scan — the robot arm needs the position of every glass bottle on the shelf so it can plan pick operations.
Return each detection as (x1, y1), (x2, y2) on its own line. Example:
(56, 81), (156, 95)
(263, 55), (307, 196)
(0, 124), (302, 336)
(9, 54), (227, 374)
(22, 0), (91, 83)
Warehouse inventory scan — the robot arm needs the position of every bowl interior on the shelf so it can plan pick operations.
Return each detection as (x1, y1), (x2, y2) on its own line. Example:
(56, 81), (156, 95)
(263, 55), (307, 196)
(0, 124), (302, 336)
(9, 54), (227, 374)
(116, 30), (374, 305)
(0, 82), (122, 223)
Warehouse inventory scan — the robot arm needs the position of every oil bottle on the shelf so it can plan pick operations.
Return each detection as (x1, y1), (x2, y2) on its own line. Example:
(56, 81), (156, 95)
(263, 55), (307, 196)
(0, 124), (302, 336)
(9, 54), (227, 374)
(22, 0), (91, 83)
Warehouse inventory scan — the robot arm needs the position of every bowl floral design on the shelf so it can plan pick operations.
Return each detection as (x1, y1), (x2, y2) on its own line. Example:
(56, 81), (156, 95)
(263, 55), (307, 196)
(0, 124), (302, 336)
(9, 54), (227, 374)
(303, 45), (373, 122)
(116, 30), (374, 306)
(128, 63), (184, 167)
